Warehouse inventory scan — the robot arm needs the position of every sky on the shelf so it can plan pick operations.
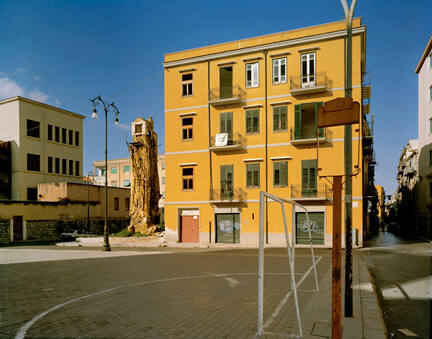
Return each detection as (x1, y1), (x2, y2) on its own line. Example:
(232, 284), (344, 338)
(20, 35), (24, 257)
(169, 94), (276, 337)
(0, 0), (431, 196)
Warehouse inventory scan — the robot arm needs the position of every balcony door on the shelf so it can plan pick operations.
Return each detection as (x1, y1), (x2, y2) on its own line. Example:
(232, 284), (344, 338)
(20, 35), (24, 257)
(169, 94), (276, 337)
(220, 112), (233, 144)
(220, 66), (233, 99)
(294, 103), (323, 140)
(301, 159), (317, 197)
(301, 53), (315, 87)
(220, 165), (233, 199)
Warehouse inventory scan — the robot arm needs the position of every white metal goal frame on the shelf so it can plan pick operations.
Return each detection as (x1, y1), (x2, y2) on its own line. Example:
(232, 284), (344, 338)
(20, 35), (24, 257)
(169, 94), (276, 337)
(257, 191), (319, 337)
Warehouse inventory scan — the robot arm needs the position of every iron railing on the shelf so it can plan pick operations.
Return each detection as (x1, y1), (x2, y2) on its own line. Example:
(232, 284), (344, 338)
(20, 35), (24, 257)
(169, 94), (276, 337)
(210, 132), (246, 148)
(291, 183), (332, 199)
(209, 85), (246, 102)
(210, 187), (247, 202)
(290, 127), (333, 141)
(290, 72), (333, 92)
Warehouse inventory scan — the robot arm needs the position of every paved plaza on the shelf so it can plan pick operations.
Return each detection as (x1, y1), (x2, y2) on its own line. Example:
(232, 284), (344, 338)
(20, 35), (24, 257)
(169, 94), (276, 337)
(0, 246), (385, 338)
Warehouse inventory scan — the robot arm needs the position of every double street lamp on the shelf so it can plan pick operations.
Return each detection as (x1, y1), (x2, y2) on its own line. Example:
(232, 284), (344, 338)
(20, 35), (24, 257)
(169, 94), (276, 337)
(90, 95), (120, 252)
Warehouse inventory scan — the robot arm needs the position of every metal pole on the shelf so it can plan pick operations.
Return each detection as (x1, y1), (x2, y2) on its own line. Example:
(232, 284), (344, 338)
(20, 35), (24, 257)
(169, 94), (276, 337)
(103, 107), (111, 251)
(332, 176), (343, 339)
(87, 177), (90, 233)
(257, 191), (265, 335)
(341, 0), (357, 317)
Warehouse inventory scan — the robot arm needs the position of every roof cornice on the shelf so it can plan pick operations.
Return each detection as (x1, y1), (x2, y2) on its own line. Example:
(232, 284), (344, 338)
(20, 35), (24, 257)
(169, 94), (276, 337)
(163, 26), (366, 69)
(415, 35), (432, 74)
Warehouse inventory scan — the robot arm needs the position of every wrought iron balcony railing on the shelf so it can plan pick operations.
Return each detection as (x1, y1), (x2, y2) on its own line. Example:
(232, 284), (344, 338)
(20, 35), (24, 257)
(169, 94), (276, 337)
(290, 127), (333, 145)
(290, 72), (333, 96)
(210, 132), (246, 151)
(210, 187), (247, 202)
(209, 85), (246, 106)
(291, 183), (332, 200)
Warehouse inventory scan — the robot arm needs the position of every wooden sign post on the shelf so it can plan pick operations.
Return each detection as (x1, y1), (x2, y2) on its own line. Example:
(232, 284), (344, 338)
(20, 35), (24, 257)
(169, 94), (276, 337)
(317, 97), (360, 339)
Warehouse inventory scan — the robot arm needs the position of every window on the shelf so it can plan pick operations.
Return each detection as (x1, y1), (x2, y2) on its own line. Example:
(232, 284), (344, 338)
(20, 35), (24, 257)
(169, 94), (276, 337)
(273, 106), (288, 131)
(114, 197), (119, 211)
(273, 161), (288, 187)
(294, 103), (323, 139)
(220, 165), (234, 198)
(101, 168), (106, 175)
(125, 197), (130, 211)
(55, 157), (60, 174)
(62, 159), (67, 175)
(302, 159), (317, 196)
(162, 177), (165, 184)
(182, 167), (194, 190)
(55, 126), (60, 142)
(26, 119), (40, 138)
(182, 117), (193, 140)
(245, 62), (259, 88)
(182, 73), (193, 96)
(123, 165), (130, 172)
(48, 157), (53, 173)
(245, 109), (259, 134)
(273, 58), (287, 84)
(246, 163), (260, 188)
(429, 150), (432, 166)
(27, 187), (38, 201)
(27, 153), (40, 171)
(111, 167), (117, 174)
(75, 131), (79, 146)
(123, 179), (130, 187)
(301, 53), (316, 86)
(48, 124), (53, 141)
(61, 128), (66, 144)
(69, 160), (73, 175)
(135, 124), (142, 134)
(68, 130), (73, 145)
(75, 161), (80, 176)
(162, 162), (165, 169)
(111, 181), (118, 187)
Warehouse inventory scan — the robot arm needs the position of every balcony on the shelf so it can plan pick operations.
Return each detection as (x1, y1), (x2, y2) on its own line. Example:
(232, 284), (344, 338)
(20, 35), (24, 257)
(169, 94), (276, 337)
(291, 184), (332, 201)
(290, 127), (333, 146)
(209, 132), (246, 152)
(290, 72), (333, 96)
(209, 85), (246, 106)
(210, 187), (247, 203)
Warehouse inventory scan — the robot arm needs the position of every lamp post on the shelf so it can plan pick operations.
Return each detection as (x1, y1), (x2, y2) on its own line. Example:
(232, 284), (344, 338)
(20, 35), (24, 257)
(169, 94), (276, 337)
(90, 95), (120, 252)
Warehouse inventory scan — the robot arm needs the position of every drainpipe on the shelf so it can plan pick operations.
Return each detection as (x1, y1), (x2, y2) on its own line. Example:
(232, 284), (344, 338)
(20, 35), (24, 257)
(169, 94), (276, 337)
(208, 60), (213, 243)
(264, 50), (269, 244)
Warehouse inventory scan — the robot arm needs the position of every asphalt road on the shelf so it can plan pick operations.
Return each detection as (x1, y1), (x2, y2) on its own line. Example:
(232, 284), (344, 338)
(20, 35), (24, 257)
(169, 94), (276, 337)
(364, 231), (432, 339)
(0, 246), (331, 338)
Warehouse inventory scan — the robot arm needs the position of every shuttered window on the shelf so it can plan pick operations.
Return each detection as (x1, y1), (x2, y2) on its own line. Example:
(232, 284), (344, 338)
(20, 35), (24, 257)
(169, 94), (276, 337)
(182, 167), (194, 190)
(245, 109), (259, 134)
(273, 161), (288, 187)
(246, 62), (259, 88)
(246, 163), (260, 188)
(273, 106), (287, 131)
(301, 159), (317, 196)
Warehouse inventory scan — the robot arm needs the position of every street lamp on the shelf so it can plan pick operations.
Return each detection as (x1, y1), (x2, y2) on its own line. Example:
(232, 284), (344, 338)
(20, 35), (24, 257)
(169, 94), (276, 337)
(90, 95), (120, 251)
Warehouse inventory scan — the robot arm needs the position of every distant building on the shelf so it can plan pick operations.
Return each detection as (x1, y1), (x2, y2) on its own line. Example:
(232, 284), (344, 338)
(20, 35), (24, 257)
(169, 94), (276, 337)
(0, 96), (85, 200)
(415, 35), (432, 238)
(374, 185), (385, 224)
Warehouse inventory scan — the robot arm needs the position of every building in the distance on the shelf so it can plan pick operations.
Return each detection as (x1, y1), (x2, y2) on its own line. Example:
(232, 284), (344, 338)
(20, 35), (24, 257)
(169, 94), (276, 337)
(415, 35), (432, 238)
(163, 19), (373, 246)
(374, 185), (386, 225)
(0, 96), (85, 200)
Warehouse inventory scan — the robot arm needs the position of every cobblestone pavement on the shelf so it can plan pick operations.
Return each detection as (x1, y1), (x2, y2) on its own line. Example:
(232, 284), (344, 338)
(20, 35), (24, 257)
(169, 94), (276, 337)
(0, 246), (382, 338)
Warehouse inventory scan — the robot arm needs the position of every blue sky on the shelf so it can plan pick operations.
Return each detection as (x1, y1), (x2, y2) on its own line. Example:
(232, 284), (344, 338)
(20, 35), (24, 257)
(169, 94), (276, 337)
(0, 0), (431, 196)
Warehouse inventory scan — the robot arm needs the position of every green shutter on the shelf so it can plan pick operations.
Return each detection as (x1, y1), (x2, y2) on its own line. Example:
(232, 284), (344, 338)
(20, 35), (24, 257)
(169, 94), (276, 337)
(273, 162), (280, 186)
(281, 161), (288, 186)
(253, 110), (259, 133)
(315, 102), (323, 137)
(294, 104), (301, 139)
(220, 113), (226, 133)
(273, 107), (280, 131)
(246, 111), (252, 134)
(280, 106), (287, 130)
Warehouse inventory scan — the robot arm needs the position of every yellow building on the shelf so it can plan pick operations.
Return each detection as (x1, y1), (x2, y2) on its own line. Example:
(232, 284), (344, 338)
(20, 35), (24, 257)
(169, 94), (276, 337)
(375, 185), (385, 225)
(163, 19), (370, 247)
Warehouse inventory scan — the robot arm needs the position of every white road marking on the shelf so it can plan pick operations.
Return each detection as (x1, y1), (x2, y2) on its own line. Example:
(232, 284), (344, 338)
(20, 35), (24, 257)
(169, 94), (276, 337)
(263, 256), (323, 330)
(15, 269), (320, 339)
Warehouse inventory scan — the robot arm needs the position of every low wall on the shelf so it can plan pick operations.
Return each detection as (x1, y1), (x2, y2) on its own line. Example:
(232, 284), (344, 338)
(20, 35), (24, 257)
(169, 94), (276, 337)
(0, 219), (10, 243)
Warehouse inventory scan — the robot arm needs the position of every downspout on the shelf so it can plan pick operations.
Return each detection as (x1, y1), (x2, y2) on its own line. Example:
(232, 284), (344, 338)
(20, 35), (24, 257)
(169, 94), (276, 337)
(264, 50), (269, 244)
(208, 60), (213, 243)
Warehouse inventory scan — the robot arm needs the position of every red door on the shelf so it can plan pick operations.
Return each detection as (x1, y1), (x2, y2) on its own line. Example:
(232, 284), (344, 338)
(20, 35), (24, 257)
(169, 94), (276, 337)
(181, 215), (199, 243)
(13, 216), (23, 241)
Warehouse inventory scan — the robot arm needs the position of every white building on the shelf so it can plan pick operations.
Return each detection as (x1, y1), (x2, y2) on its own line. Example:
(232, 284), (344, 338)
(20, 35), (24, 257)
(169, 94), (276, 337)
(415, 35), (432, 237)
(0, 96), (85, 200)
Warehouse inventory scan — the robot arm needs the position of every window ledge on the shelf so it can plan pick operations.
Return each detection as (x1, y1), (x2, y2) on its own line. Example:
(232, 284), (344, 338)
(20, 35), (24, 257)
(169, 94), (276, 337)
(270, 100), (291, 106)
(243, 158), (263, 162)
(270, 51), (291, 57)
(178, 112), (197, 117)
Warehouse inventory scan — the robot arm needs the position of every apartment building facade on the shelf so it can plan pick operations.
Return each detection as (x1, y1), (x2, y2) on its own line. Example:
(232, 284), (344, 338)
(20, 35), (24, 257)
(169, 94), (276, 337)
(0, 96), (84, 200)
(164, 19), (370, 246)
(415, 35), (432, 238)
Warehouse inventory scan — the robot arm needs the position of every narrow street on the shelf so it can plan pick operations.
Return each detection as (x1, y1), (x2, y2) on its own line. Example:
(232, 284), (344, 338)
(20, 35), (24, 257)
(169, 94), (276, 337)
(364, 231), (432, 338)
